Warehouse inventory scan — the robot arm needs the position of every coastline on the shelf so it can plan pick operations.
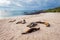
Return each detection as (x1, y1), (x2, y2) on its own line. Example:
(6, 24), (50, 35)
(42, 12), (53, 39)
(0, 12), (59, 20)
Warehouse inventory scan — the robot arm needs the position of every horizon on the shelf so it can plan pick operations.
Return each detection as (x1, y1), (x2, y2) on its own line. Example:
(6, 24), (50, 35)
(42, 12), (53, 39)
(0, 0), (60, 18)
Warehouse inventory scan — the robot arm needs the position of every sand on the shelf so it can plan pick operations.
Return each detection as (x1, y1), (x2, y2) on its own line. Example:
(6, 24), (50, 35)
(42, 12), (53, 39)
(0, 13), (60, 40)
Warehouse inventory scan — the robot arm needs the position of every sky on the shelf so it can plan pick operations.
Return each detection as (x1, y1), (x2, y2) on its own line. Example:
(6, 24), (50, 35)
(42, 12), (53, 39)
(0, 0), (60, 18)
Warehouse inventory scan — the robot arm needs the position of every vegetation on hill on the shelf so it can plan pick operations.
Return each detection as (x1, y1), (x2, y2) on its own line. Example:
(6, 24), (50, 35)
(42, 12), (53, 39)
(24, 7), (60, 15)
(44, 7), (60, 12)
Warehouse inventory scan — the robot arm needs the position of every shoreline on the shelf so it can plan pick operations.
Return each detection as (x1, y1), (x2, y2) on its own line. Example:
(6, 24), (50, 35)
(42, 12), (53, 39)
(0, 12), (59, 20)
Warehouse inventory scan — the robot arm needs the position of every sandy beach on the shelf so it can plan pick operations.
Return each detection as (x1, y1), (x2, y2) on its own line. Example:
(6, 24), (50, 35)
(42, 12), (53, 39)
(0, 13), (60, 40)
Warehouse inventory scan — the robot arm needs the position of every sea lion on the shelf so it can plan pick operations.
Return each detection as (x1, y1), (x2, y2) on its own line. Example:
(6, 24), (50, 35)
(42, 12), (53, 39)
(35, 21), (44, 23)
(22, 19), (26, 24)
(27, 22), (37, 28)
(16, 19), (26, 24)
(22, 27), (40, 34)
(35, 21), (50, 27)
(16, 21), (22, 24)
(9, 20), (16, 22)
(43, 22), (50, 27)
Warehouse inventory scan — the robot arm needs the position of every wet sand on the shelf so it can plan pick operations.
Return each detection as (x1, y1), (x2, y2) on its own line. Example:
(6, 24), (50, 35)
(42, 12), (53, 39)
(0, 13), (60, 40)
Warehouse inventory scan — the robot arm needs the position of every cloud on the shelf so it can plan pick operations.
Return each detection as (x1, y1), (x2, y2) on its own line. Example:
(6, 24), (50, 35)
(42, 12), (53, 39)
(12, 2), (23, 7)
(24, 0), (33, 3)
(0, 0), (11, 6)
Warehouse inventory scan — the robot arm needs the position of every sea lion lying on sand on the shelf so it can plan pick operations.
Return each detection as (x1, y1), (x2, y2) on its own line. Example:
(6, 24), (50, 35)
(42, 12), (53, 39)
(27, 21), (50, 28)
(22, 27), (40, 34)
(35, 21), (50, 27)
(16, 19), (26, 24)
(27, 22), (37, 28)
(9, 20), (16, 22)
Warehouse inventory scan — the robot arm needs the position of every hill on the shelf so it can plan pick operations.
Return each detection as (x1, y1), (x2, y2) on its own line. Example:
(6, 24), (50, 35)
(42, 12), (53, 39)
(44, 7), (60, 12)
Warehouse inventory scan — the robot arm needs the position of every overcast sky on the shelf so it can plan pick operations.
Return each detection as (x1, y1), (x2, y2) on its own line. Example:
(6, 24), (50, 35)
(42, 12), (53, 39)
(0, 0), (60, 10)
(0, 0), (60, 18)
